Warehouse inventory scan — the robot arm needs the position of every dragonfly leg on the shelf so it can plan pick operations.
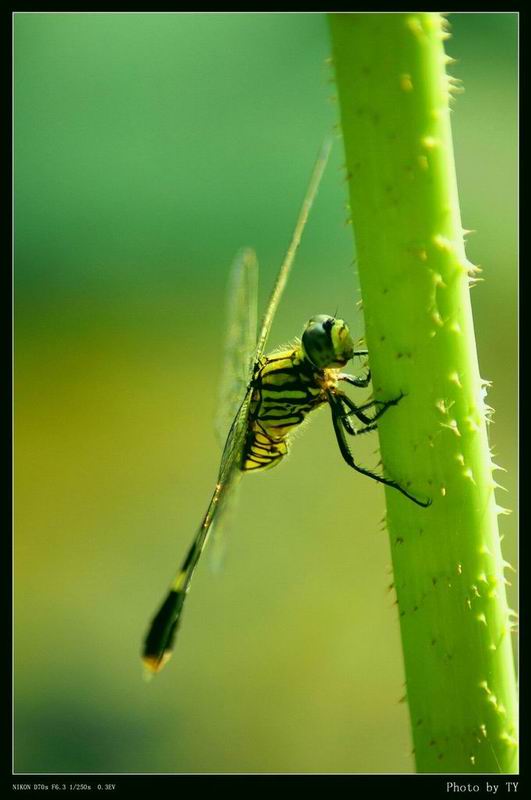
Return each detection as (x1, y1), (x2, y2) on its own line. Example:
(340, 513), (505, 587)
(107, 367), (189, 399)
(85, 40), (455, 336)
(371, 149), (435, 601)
(327, 391), (431, 508)
(336, 389), (404, 425)
(336, 396), (378, 437)
(338, 370), (371, 388)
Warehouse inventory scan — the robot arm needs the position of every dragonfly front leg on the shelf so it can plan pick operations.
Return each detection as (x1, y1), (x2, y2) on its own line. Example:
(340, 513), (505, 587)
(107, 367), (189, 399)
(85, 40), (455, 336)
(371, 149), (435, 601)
(338, 349), (370, 387)
(327, 390), (431, 508)
(338, 369), (371, 388)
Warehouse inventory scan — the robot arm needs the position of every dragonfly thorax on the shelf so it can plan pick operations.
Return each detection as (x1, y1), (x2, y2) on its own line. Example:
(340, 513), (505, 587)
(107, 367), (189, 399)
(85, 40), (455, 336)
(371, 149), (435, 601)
(301, 315), (355, 370)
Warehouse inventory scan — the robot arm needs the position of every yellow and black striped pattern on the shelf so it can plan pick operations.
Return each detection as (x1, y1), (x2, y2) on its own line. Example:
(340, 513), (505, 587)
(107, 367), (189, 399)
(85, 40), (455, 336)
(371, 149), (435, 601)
(241, 346), (329, 471)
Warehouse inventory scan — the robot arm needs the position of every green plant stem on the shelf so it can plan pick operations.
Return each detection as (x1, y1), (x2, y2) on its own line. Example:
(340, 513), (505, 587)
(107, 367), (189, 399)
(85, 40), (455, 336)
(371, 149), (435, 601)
(328, 12), (517, 773)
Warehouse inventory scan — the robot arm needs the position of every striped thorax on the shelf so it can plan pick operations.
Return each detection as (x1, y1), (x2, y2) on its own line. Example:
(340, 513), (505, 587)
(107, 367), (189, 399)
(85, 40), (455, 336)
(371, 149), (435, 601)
(241, 315), (355, 471)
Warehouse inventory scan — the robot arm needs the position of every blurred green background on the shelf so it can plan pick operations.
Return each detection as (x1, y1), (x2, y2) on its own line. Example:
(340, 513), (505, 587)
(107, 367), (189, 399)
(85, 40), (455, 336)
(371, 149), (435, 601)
(14, 12), (517, 773)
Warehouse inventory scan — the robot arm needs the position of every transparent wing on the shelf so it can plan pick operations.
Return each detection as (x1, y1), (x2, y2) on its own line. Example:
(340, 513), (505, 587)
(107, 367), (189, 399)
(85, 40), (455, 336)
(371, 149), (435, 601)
(215, 248), (258, 446)
(210, 138), (332, 574)
(207, 480), (241, 575)
(255, 136), (333, 359)
(210, 248), (258, 569)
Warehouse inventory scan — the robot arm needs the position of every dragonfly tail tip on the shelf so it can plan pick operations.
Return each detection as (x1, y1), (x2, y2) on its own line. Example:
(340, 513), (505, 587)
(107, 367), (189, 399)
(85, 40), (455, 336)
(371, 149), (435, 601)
(142, 651), (173, 678)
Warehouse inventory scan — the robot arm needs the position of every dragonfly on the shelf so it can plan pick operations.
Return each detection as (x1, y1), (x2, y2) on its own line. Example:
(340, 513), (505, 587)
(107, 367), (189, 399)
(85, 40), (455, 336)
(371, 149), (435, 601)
(142, 137), (430, 675)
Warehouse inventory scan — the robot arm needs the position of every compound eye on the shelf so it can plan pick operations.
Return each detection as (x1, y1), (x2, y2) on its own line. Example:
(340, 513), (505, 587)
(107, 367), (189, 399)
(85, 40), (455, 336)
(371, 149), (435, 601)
(301, 316), (337, 369)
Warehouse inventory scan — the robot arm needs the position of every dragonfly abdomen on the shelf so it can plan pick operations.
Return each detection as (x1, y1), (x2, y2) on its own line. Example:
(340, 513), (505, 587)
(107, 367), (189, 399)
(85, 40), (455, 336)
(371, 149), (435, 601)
(241, 347), (326, 472)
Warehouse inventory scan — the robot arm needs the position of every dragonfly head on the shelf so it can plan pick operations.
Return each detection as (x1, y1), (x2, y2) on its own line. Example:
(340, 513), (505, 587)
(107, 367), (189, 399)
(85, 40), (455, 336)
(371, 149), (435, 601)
(301, 315), (355, 369)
